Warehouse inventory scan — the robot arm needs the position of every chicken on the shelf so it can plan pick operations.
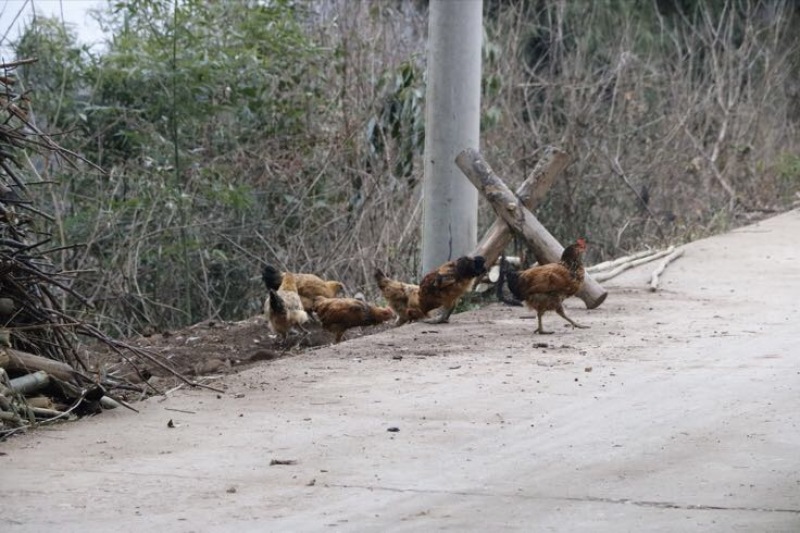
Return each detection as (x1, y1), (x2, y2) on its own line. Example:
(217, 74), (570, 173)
(373, 268), (424, 325)
(263, 272), (309, 338)
(312, 296), (395, 343)
(418, 255), (487, 324)
(262, 265), (345, 312)
(502, 238), (589, 334)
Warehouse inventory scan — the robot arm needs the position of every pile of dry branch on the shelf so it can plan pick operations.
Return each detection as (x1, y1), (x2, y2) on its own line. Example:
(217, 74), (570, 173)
(0, 59), (204, 439)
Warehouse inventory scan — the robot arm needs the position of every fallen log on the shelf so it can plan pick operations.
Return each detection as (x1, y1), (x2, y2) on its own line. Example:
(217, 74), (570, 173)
(473, 146), (569, 266)
(100, 396), (122, 410)
(0, 391), (12, 410)
(24, 396), (56, 410)
(649, 248), (684, 291)
(456, 148), (608, 309)
(29, 406), (67, 419)
(8, 370), (50, 395)
(0, 348), (80, 383)
(0, 410), (25, 426)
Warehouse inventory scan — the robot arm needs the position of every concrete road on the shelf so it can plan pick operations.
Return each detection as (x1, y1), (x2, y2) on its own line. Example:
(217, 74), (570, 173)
(1, 210), (799, 532)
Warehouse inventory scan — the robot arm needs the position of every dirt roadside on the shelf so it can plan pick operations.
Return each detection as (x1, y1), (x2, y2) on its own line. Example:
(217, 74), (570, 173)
(1, 210), (799, 533)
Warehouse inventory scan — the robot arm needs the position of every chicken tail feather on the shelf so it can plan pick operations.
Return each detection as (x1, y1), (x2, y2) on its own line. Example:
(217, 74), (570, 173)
(373, 268), (387, 288)
(268, 289), (286, 315)
(262, 265), (283, 291)
(497, 255), (524, 306)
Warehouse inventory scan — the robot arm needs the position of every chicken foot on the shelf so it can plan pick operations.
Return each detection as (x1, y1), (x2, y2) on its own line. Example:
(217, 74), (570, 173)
(424, 305), (455, 324)
(556, 305), (589, 330)
(534, 306), (589, 334)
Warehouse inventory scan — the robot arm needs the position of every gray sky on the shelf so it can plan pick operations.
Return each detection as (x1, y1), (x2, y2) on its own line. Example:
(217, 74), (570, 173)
(1, 0), (105, 60)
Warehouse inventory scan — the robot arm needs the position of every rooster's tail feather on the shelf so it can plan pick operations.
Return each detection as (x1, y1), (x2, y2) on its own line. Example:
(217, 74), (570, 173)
(497, 255), (524, 307)
(262, 265), (283, 291)
(268, 289), (286, 315)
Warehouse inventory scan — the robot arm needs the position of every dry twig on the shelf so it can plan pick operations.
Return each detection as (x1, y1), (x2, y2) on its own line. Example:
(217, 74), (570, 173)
(587, 249), (659, 273)
(649, 248), (684, 291)
(592, 246), (676, 283)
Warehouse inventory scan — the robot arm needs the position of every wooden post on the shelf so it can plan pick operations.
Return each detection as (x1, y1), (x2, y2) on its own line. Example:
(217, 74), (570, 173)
(456, 148), (608, 309)
(421, 0), (483, 274)
(472, 146), (569, 265)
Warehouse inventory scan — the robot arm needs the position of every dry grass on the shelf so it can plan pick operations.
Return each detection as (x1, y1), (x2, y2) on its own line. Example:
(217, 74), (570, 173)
(22, 1), (800, 334)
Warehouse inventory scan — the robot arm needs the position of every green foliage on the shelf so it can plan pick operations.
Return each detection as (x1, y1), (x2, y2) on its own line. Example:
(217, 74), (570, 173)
(481, 29), (503, 131)
(775, 153), (800, 201)
(11, 0), (333, 332)
(13, 17), (90, 131)
(366, 60), (425, 182)
(87, 0), (321, 165)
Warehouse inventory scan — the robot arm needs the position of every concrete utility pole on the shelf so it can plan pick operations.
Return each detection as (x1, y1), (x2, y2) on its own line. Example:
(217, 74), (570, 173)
(421, 0), (483, 274)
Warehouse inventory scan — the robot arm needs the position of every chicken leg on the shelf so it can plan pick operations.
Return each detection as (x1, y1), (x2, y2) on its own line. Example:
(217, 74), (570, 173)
(534, 310), (554, 335)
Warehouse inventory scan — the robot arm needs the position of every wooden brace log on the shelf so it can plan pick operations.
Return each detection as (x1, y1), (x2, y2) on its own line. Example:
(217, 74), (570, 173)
(472, 146), (570, 266)
(456, 148), (608, 309)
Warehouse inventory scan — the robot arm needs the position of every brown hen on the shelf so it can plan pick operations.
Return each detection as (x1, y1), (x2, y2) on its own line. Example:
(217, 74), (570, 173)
(503, 239), (588, 334)
(373, 268), (424, 325)
(312, 297), (395, 343)
(418, 255), (487, 324)
(263, 272), (309, 338)
(262, 265), (345, 312)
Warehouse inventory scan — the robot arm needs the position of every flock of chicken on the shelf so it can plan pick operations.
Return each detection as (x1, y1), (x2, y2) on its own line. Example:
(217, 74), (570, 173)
(262, 238), (588, 344)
